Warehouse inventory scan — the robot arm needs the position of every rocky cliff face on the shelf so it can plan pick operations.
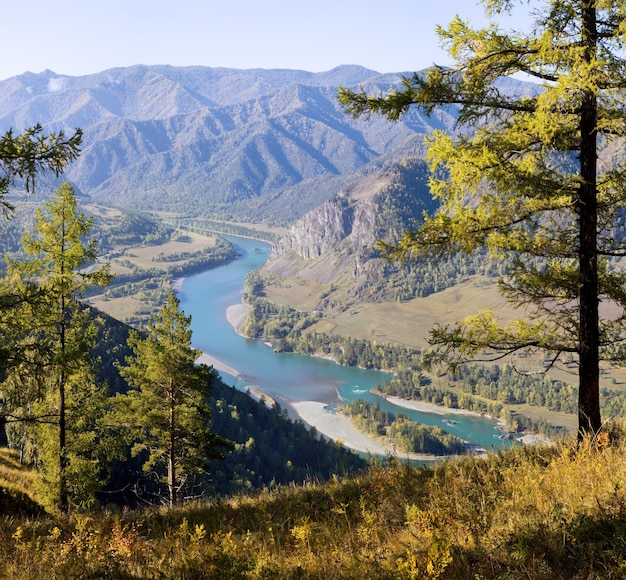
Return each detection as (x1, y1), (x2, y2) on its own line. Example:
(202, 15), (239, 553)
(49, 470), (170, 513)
(270, 199), (354, 260)
(270, 163), (408, 260)
(263, 160), (434, 306)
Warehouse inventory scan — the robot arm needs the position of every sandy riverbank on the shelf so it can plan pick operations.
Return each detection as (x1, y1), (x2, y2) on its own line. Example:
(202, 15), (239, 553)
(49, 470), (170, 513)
(380, 394), (487, 418)
(226, 303), (250, 336)
(196, 352), (241, 377)
(290, 401), (441, 461)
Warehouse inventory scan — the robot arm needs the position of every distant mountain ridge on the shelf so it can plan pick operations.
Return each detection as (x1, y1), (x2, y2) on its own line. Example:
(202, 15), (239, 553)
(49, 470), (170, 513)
(0, 65), (458, 224)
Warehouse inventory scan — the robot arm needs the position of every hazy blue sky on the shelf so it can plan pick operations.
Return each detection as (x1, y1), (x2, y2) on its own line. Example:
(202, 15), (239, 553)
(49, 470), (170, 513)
(0, 0), (534, 80)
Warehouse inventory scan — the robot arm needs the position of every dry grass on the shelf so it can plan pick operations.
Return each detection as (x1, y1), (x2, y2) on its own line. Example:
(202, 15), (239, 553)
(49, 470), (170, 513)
(0, 449), (36, 496)
(508, 403), (579, 433)
(263, 276), (519, 349)
(2, 431), (626, 578)
(82, 204), (125, 221)
(150, 213), (290, 238)
(0, 449), (42, 518)
(88, 294), (150, 321)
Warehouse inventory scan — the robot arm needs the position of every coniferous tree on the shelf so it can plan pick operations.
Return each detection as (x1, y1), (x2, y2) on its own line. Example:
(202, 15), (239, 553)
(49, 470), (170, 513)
(0, 124), (82, 216)
(0, 125), (82, 373)
(117, 294), (232, 507)
(339, 0), (626, 439)
(1, 182), (112, 510)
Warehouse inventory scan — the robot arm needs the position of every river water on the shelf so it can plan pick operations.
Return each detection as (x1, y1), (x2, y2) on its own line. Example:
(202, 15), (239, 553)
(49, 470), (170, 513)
(177, 235), (513, 451)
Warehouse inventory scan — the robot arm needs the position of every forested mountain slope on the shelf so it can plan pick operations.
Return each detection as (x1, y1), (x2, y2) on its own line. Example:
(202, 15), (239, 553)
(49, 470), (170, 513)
(0, 65), (460, 224)
(92, 309), (366, 503)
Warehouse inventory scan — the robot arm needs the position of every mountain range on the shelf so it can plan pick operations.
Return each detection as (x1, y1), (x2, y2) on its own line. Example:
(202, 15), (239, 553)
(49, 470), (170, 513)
(0, 65), (460, 224)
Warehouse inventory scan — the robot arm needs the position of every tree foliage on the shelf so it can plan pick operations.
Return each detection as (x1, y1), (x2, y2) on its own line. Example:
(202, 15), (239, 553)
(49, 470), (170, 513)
(116, 294), (233, 507)
(339, 0), (626, 439)
(1, 183), (112, 510)
(0, 124), (82, 216)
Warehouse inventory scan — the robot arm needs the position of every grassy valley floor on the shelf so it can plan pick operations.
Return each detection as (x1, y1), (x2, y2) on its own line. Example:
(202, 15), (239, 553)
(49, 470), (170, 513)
(259, 269), (626, 437)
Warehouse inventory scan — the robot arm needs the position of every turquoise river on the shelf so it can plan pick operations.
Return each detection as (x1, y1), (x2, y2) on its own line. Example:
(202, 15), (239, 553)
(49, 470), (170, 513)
(177, 235), (514, 452)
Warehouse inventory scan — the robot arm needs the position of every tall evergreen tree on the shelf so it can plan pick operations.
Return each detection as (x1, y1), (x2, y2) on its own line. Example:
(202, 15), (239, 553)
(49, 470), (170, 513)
(2, 182), (112, 510)
(117, 294), (232, 507)
(0, 125), (82, 373)
(339, 0), (626, 439)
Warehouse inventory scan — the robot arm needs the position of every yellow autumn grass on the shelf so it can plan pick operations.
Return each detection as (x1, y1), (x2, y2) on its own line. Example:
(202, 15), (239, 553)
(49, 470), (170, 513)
(1, 425), (626, 578)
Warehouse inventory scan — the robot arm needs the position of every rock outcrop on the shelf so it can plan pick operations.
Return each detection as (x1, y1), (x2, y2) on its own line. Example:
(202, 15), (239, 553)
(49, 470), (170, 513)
(263, 159), (435, 306)
(270, 199), (354, 260)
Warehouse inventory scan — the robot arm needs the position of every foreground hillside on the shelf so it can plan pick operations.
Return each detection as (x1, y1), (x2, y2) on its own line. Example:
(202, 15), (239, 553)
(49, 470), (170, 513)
(2, 431), (626, 578)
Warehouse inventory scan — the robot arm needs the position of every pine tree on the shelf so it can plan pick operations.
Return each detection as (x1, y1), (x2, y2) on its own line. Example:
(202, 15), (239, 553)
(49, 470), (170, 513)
(339, 1), (626, 439)
(117, 294), (232, 507)
(0, 125), (82, 373)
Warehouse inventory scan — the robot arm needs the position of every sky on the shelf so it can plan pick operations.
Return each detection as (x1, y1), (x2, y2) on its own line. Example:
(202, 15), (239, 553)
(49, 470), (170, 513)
(0, 0), (534, 80)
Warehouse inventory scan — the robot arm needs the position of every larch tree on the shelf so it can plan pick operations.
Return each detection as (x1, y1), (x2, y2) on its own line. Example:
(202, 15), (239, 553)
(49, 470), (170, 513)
(0, 124), (82, 216)
(3, 182), (112, 511)
(339, 0), (626, 440)
(0, 125), (82, 373)
(117, 293), (232, 507)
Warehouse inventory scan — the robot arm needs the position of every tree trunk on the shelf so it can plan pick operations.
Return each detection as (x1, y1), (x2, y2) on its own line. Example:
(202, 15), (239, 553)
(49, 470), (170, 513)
(168, 379), (176, 507)
(59, 366), (67, 511)
(59, 239), (68, 512)
(577, 3), (602, 440)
